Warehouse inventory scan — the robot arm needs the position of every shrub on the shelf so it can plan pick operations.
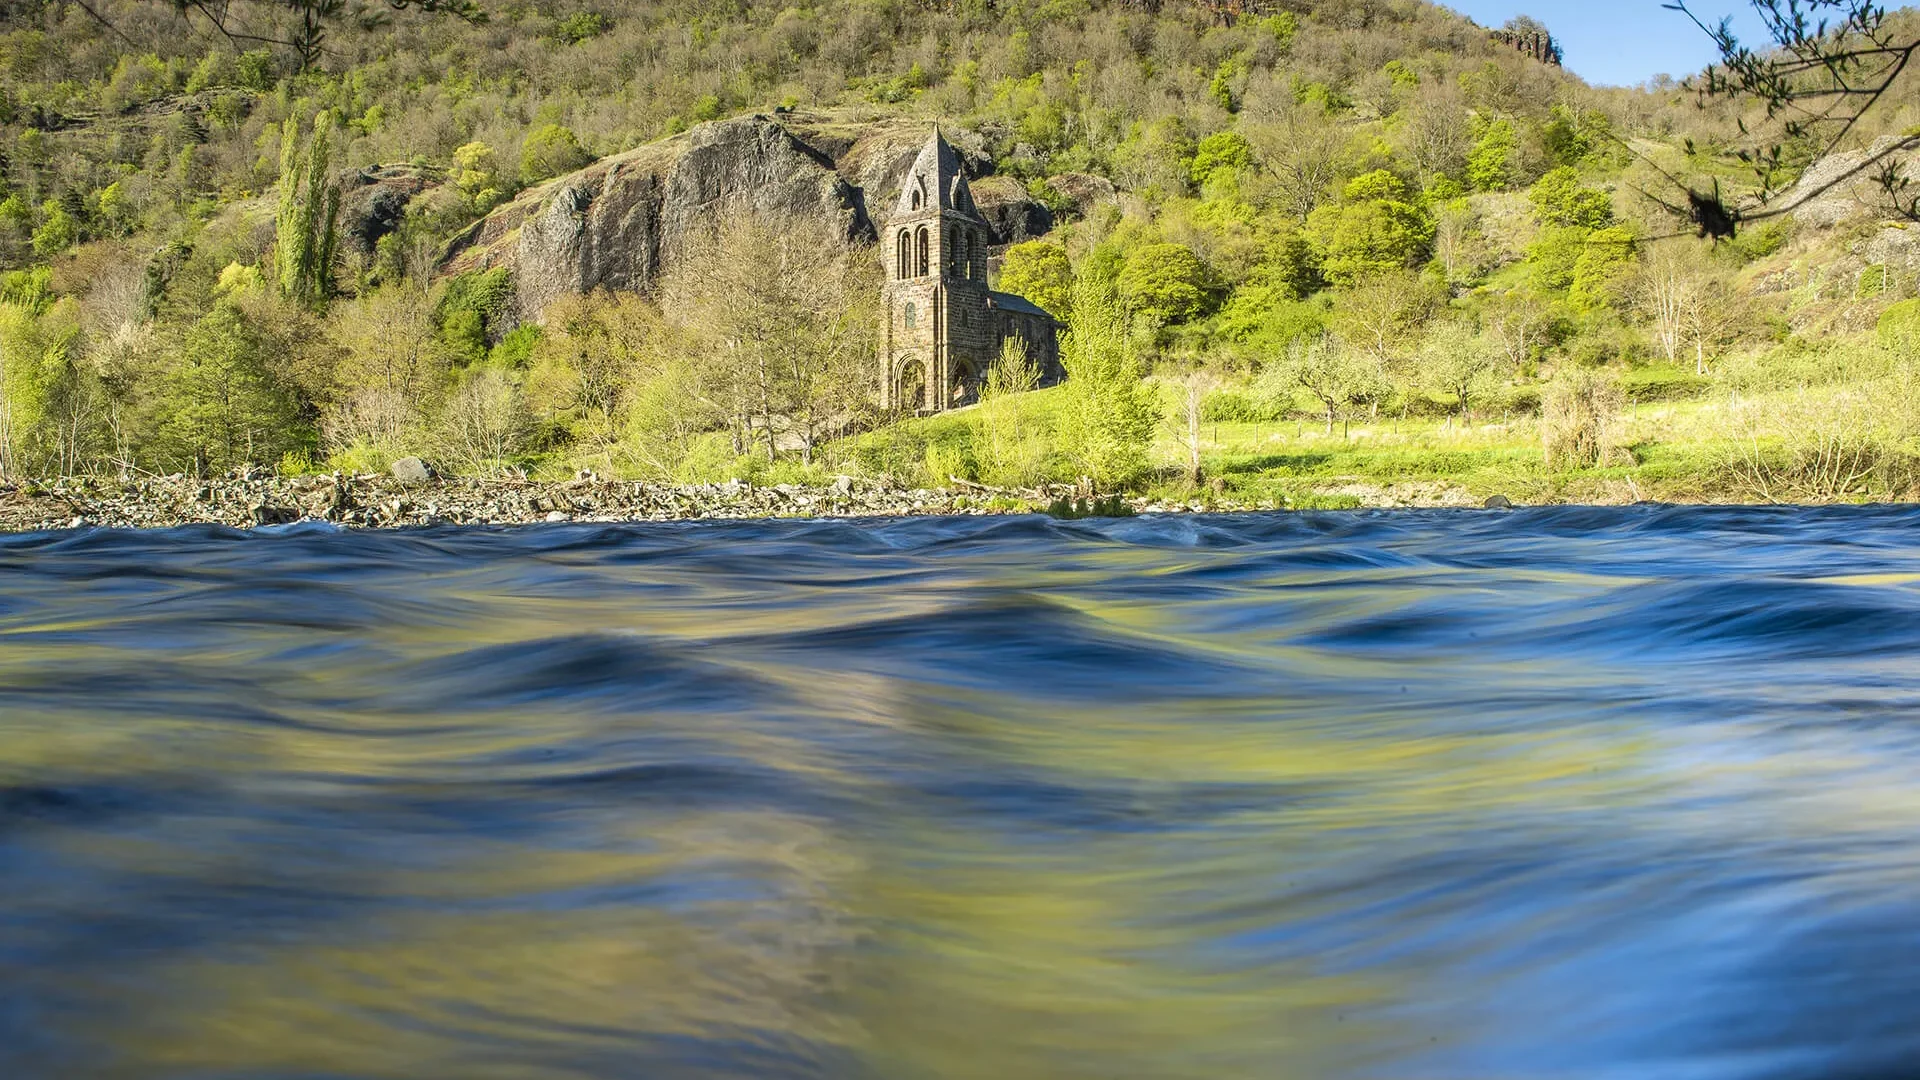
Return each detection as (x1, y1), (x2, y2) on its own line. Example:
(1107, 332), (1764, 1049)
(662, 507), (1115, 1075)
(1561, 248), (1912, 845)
(1200, 389), (1283, 422)
(1529, 166), (1613, 229)
(1621, 365), (1710, 402)
(520, 124), (591, 183)
(1046, 494), (1134, 519)
(434, 268), (515, 360)
(923, 436), (977, 485)
(1493, 383), (1543, 416)
(1058, 277), (1159, 487)
(969, 339), (1055, 487)
(554, 12), (609, 43)
(1878, 297), (1920, 349)
(1732, 219), (1791, 261)
(1723, 387), (1918, 502)
(1542, 370), (1622, 469)
(1857, 263), (1896, 298)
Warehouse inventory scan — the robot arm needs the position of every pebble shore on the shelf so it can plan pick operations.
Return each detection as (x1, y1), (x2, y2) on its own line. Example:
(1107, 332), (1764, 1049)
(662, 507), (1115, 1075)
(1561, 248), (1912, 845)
(0, 469), (1270, 533)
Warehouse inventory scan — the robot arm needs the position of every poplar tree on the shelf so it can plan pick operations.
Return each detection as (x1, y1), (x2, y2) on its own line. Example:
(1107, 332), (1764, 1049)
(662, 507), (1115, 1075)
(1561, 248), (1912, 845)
(274, 112), (340, 309)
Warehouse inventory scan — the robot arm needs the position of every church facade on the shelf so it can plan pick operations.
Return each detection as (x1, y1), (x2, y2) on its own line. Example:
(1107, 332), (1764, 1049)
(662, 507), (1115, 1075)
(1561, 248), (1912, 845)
(880, 130), (1062, 413)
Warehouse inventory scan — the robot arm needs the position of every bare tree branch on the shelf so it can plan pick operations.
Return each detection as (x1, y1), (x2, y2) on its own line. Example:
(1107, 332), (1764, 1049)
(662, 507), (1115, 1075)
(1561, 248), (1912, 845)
(1660, 0), (1920, 236)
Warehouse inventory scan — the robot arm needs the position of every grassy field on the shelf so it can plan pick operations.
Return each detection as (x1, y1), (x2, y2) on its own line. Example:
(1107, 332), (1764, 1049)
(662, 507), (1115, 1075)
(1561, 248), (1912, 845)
(1172, 396), (1743, 508)
(612, 363), (1915, 511)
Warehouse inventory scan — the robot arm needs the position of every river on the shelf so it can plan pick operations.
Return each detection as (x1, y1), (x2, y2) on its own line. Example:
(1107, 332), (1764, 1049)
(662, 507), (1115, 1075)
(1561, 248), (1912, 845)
(2, 506), (1918, 1078)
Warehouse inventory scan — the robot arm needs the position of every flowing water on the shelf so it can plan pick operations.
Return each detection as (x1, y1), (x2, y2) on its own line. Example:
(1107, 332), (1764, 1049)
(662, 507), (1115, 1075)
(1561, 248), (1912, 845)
(3, 506), (1919, 1079)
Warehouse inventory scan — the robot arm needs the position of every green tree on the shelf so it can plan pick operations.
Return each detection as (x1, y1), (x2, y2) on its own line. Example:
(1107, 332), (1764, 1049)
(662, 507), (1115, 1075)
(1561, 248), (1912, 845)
(434, 268), (516, 363)
(1116, 243), (1212, 327)
(1057, 276), (1158, 487)
(1419, 321), (1502, 426)
(1526, 226), (1589, 293)
(996, 241), (1073, 319)
(555, 11), (609, 43)
(0, 196), (30, 234)
(1319, 171), (1434, 286)
(1215, 234), (1324, 344)
(452, 140), (507, 211)
(1529, 166), (1613, 229)
(95, 181), (135, 236)
(274, 111), (340, 308)
(1541, 105), (1610, 166)
(30, 200), (78, 258)
(1190, 131), (1253, 186)
(1278, 334), (1384, 436)
(1466, 118), (1519, 192)
(1209, 56), (1247, 113)
(521, 124), (591, 183)
(158, 301), (307, 474)
(1569, 227), (1637, 313)
(235, 48), (276, 90)
(1217, 290), (1327, 357)
(1252, 232), (1324, 300)
(970, 337), (1049, 487)
(0, 297), (81, 476)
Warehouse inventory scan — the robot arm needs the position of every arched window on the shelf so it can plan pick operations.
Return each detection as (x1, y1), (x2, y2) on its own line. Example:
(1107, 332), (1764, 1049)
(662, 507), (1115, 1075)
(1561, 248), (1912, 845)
(964, 230), (975, 279)
(903, 302), (916, 330)
(896, 230), (910, 279)
(916, 227), (930, 277)
(911, 185), (923, 210)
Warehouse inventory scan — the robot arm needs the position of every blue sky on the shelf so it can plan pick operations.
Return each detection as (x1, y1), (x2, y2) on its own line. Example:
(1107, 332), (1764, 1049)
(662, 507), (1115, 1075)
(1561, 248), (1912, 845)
(1439, 2), (1773, 87)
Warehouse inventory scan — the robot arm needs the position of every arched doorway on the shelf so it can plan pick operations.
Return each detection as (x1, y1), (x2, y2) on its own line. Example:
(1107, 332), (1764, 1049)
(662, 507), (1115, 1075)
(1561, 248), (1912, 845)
(895, 356), (928, 412)
(949, 359), (980, 407)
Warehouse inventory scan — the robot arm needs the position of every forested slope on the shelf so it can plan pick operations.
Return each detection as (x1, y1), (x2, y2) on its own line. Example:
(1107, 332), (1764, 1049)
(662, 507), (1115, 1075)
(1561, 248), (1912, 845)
(1, 0), (1917, 501)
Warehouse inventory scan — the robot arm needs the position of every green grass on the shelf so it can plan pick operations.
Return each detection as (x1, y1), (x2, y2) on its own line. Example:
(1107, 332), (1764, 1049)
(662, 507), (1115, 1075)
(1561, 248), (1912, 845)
(547, 371), (1911, 508)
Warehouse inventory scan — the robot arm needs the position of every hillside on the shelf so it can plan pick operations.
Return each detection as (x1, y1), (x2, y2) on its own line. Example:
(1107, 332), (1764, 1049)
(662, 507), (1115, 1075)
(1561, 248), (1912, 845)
(0, 0), (1917, 504)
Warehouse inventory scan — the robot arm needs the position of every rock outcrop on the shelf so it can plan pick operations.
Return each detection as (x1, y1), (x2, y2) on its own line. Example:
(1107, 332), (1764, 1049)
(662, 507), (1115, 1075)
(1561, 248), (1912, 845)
(441, 115), (871, 322)
(1043, 171), (1119, 217)
(969, 175), (1055, 245)
(337, 164), (437, 256)
(1778, 136), (1920, 229)
(438, 112), (1064, 323)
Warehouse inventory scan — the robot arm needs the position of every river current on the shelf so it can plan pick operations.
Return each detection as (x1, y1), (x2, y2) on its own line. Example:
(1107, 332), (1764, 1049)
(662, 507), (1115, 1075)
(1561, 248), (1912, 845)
(2, 506), (1918, 1078)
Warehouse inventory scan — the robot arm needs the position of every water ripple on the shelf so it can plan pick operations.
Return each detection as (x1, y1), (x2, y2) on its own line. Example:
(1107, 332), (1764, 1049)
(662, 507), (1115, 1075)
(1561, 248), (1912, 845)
(1, 506), (1918, 1078)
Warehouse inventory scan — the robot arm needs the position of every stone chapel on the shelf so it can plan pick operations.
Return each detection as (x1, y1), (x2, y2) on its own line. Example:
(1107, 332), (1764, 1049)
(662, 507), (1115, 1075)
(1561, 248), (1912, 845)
(880, 129), (1062, 413)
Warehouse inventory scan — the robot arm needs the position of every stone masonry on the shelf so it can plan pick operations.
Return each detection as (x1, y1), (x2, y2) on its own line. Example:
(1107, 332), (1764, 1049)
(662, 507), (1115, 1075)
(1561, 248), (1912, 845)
(879, 129), (1062, 412)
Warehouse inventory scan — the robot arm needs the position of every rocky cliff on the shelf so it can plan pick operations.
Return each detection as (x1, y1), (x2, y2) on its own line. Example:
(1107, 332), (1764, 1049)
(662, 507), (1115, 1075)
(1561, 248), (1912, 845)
(436, 112), (1072, 324)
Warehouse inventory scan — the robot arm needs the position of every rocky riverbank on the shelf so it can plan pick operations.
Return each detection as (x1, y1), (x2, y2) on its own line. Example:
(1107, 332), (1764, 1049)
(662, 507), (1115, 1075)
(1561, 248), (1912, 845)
(0, 467), (1300, 534)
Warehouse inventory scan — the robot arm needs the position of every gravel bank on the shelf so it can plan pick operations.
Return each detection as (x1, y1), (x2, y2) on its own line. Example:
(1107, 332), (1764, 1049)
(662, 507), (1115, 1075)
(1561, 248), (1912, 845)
(0, 470), (1283, 533)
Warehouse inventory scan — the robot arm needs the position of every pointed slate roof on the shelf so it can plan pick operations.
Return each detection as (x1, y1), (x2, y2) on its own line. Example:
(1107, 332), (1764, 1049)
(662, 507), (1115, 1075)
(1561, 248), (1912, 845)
(990, 290), (1058, 321)
(893, 127), (979, 219)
